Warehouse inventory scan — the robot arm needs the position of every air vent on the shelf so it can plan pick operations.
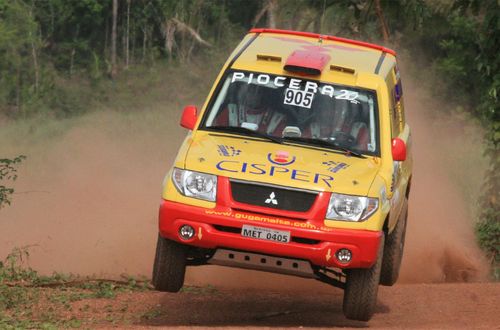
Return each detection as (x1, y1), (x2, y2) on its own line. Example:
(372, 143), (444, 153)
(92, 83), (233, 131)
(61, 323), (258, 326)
(330, 65), (355, 74)
(284, 50), (330, 76)
(256, 54), (282, 62)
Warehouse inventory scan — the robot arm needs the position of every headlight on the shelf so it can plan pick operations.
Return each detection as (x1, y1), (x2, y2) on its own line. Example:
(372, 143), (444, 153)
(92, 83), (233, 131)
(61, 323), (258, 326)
(172, 168), (217, 202)
(326, 193), (378, 222)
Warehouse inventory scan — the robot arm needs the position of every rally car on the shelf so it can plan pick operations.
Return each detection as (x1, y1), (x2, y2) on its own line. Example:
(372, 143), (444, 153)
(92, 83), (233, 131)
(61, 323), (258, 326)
(152, 28), (412, 321)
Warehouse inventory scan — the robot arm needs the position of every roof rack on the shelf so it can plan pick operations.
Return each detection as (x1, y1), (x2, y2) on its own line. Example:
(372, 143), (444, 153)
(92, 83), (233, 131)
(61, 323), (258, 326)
(249, 28), (396, 57)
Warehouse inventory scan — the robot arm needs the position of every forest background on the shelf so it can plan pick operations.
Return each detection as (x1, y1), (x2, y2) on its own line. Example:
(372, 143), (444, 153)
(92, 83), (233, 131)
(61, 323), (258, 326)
(0, 0), (498, 274)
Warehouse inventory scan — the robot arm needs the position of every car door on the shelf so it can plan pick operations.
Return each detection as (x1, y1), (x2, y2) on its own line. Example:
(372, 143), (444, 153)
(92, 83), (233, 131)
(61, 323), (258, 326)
(388, 65), (411, 231)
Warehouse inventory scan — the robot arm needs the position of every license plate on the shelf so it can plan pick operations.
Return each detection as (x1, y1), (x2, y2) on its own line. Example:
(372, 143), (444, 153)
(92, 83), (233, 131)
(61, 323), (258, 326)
(241, 225), (290, 243)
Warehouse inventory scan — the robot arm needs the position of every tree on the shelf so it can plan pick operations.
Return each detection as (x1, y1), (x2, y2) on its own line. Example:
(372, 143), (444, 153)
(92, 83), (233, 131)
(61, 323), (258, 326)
(0, 156), (25, 209)
(374, 0), (390, 43)
(125, 0), (131, 69)
(0, 0), (42, 115)
(110, 0), (118, 78)
(253, 0), (277, 28)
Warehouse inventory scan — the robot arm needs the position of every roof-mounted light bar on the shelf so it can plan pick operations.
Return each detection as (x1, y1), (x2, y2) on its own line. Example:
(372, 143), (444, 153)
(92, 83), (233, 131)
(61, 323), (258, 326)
(284, 50), (330, 76)
(250, 28), (396, 56)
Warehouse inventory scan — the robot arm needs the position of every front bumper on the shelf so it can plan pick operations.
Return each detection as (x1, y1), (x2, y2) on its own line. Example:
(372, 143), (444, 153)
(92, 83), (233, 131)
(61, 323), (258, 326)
(158, 199), (382, 269)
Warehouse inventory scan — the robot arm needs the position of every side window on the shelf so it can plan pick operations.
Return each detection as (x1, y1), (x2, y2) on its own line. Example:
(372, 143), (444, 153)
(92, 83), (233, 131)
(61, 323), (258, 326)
(393, 65), (405, 134)
(389, 78), (400, 137)
(389, 65), (406, 137)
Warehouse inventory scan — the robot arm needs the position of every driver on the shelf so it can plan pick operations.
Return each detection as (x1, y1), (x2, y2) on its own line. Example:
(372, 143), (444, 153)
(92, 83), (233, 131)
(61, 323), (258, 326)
(303, 96), (360, 147)
(214, 83), (287, 137)
(303, 94), (338, 139)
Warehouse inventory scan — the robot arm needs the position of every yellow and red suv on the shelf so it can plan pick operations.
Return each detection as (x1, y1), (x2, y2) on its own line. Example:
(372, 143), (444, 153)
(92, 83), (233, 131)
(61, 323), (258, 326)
(152, 28), (412, 321)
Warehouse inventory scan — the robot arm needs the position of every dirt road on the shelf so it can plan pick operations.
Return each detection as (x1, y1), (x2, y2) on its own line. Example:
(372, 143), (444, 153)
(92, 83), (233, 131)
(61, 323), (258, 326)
(83, 281), (498, 329)
(2, 266), (498, 328)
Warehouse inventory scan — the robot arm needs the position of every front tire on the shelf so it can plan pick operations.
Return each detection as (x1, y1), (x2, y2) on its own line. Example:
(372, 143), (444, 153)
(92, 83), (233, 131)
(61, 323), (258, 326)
(380, 198), (408, 286)
(343, 234), (385, 322)
(152, 234), (187, 292)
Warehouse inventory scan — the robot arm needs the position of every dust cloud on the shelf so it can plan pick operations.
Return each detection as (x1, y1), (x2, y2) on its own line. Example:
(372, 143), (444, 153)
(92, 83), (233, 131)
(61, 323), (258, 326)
(0, 78), (489, 289)
(0, 111), (183, 277)
(398, 78), (490, 283)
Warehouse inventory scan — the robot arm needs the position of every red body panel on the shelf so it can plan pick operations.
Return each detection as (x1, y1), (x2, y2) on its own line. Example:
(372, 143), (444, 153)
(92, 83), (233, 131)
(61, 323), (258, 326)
(159, 178), (382, 269)
(250, 28), (396, 56)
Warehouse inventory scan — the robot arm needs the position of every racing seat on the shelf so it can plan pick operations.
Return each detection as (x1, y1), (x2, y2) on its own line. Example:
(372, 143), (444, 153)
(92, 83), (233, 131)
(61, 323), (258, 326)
(212, 82), (243, 126)
(350, 103), (370, 151)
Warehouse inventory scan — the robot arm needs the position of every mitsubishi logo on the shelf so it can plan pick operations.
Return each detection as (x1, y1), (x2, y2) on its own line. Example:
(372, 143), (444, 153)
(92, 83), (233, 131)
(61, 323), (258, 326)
(265, 192), (278, 205)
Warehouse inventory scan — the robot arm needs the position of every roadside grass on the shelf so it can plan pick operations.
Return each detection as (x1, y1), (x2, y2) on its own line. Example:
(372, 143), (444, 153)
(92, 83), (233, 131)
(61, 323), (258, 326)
(0, 247), (152, 329)
(0, 247), (221, 328)
(180, 284), (218, 295)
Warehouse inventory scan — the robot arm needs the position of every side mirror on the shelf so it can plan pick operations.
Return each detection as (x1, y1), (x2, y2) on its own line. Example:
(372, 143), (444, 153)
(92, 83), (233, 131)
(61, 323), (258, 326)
(392, 138), (406, 161)
(180, 105), (198, 130)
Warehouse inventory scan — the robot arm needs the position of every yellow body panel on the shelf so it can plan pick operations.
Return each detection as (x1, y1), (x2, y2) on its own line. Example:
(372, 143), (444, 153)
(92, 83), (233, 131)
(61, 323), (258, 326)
(184, 131), (381, 193)
(162, 30), (412, 232)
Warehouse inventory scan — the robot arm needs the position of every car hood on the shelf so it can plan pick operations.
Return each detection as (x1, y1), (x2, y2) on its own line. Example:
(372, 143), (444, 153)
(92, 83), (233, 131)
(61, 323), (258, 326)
(183, 131), (381, 194)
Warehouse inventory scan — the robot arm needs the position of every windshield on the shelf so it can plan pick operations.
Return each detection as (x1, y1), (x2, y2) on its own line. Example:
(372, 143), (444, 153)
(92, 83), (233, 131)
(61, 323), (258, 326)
(201, 70), (379, 156)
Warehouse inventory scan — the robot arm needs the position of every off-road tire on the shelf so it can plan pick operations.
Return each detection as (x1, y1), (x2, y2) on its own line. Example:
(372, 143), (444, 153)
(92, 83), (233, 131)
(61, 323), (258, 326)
(380, 198), (408, 286)
(152, 234), (187, 292)
(343, 234), (385, 322)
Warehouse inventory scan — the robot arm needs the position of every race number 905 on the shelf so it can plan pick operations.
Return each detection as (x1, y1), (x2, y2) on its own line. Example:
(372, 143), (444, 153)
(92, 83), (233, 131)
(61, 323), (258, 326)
(284, 89), (314, 109)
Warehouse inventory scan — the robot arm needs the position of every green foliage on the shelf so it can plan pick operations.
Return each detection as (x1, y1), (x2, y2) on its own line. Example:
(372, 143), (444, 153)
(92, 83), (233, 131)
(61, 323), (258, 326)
(141, 308), (163, 320)
(429, 0), (500, 274)
(0, 246), (152, 328)
(0, 247), (39, 311)
(0, 0), (254, 117)
(0, 0), (42, 115)
(477, 120), (500, 275)
(0, 155), (25, 209)
(476, 216), (499, 277)
(180, 284), (218, 294)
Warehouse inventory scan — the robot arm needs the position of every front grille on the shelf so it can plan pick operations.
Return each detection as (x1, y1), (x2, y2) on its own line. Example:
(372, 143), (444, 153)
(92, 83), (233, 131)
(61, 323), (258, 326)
(230, 180), (317, 212)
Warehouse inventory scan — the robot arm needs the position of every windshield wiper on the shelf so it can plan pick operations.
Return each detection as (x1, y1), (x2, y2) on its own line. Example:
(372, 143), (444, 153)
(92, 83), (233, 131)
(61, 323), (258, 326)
(283, 136), (366, 158)
(206, 126), (283, 144)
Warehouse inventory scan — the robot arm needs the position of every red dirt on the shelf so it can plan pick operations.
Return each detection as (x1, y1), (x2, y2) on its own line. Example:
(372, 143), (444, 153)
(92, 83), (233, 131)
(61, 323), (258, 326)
(89, 282), (499, 328)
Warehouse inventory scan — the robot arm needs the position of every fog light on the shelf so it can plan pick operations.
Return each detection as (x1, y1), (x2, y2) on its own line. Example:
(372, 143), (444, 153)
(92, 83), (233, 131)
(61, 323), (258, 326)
(179, 225), (195, 240)
(336, 248), (352, 264)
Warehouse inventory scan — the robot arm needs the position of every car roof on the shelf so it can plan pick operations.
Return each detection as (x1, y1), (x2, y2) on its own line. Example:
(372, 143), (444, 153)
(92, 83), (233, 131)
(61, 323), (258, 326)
(232, 29), (397, 79)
